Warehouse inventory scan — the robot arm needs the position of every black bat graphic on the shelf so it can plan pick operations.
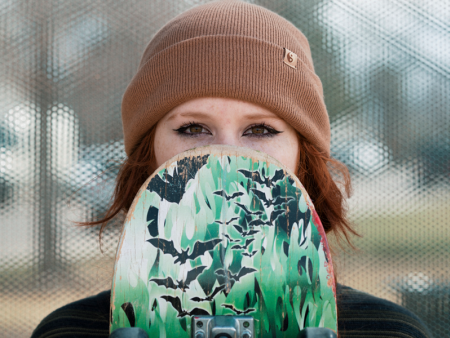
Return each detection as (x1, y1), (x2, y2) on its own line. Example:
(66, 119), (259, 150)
(215, 217), (240, 225)
(232, 224), (259, 237)
(147, 155), (209, 203)
(247, 209), (285, 227)
(149, 276), (178, 290)
(150, 266), (206, 290)
(215, 266), (257, 282)
(270, 209), (285, 222)
(231, 238), (255, 250)
(242, 250), (258, 257)
(251, 189), (294, 208)
(248, 218), (271, 227)
(238, 168), (285, 188)
(161, 295), (210, 317)
(223, 234), (240, 243)
(213, 190), (244, 201)
(147, 238), (221, 264)
(191, 284), (227, 302)
(235, 202), (263, 216)
(222, 304), (255, 315)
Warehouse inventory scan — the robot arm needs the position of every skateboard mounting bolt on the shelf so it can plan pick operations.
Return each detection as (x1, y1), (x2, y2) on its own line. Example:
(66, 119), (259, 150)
(243, 322), (250, 328)
(197, 321), (204, 328)
(195, 332), (205, 338)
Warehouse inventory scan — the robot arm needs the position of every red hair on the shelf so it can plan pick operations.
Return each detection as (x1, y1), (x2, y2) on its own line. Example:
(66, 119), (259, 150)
(295, 133), (356, 244)
(80, 127), (357, 246)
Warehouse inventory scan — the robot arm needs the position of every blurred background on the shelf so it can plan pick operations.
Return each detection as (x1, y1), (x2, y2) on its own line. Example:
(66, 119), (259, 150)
(0, 0), (448, 337)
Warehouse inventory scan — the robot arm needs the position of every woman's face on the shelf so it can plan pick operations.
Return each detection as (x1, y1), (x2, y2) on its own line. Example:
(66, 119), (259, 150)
(154, 97), (299, 172)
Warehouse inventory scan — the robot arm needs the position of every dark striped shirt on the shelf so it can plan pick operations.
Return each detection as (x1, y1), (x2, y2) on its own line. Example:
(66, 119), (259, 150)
(31, 284), (432, 338)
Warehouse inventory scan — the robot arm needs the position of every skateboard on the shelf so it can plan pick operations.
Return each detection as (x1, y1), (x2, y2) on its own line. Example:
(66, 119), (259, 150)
(110, 145), (337, 338)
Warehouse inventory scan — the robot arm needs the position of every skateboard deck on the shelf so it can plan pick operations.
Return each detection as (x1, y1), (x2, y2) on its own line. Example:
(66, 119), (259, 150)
(110, 145), (337, 337)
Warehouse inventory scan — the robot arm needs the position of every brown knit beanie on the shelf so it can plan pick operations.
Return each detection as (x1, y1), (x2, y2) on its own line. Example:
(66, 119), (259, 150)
(122, 0), (330, 157)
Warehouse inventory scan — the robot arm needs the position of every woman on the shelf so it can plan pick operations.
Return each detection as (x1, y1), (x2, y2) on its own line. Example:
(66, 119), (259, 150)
(32, 1), (431, 337)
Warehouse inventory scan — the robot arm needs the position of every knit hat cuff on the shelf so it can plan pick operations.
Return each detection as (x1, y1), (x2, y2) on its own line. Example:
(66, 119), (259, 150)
(122, 35), (330, 156)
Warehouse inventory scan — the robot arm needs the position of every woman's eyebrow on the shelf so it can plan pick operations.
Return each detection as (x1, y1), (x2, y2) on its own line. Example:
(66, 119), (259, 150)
(166, 111), (212, 121)
(167, 111), (280, 121)
(241, 112), (280, 120)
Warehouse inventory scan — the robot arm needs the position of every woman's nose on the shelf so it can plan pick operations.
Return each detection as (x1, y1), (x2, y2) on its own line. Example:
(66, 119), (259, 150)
(211, 130), (242, 147)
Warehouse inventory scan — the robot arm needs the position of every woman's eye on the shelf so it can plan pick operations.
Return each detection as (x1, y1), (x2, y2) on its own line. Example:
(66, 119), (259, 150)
(243, 124), (281, 137)
(174, 123), (210, 136)
(187, 125), (203, 134)
(250, 126), (266, 134)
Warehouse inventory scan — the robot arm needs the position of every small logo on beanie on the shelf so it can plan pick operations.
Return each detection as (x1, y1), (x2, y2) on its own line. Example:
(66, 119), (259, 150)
(283, 48), (297, 69)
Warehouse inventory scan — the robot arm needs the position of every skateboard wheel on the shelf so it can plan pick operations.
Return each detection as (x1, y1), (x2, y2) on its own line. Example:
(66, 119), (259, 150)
(299, 328), (337, 338)
(109, 327), (149, 338)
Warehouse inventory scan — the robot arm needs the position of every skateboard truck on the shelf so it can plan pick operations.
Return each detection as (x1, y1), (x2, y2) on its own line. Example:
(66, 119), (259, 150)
(192, 316), (254, 338)
(191, 316), (337, 338)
